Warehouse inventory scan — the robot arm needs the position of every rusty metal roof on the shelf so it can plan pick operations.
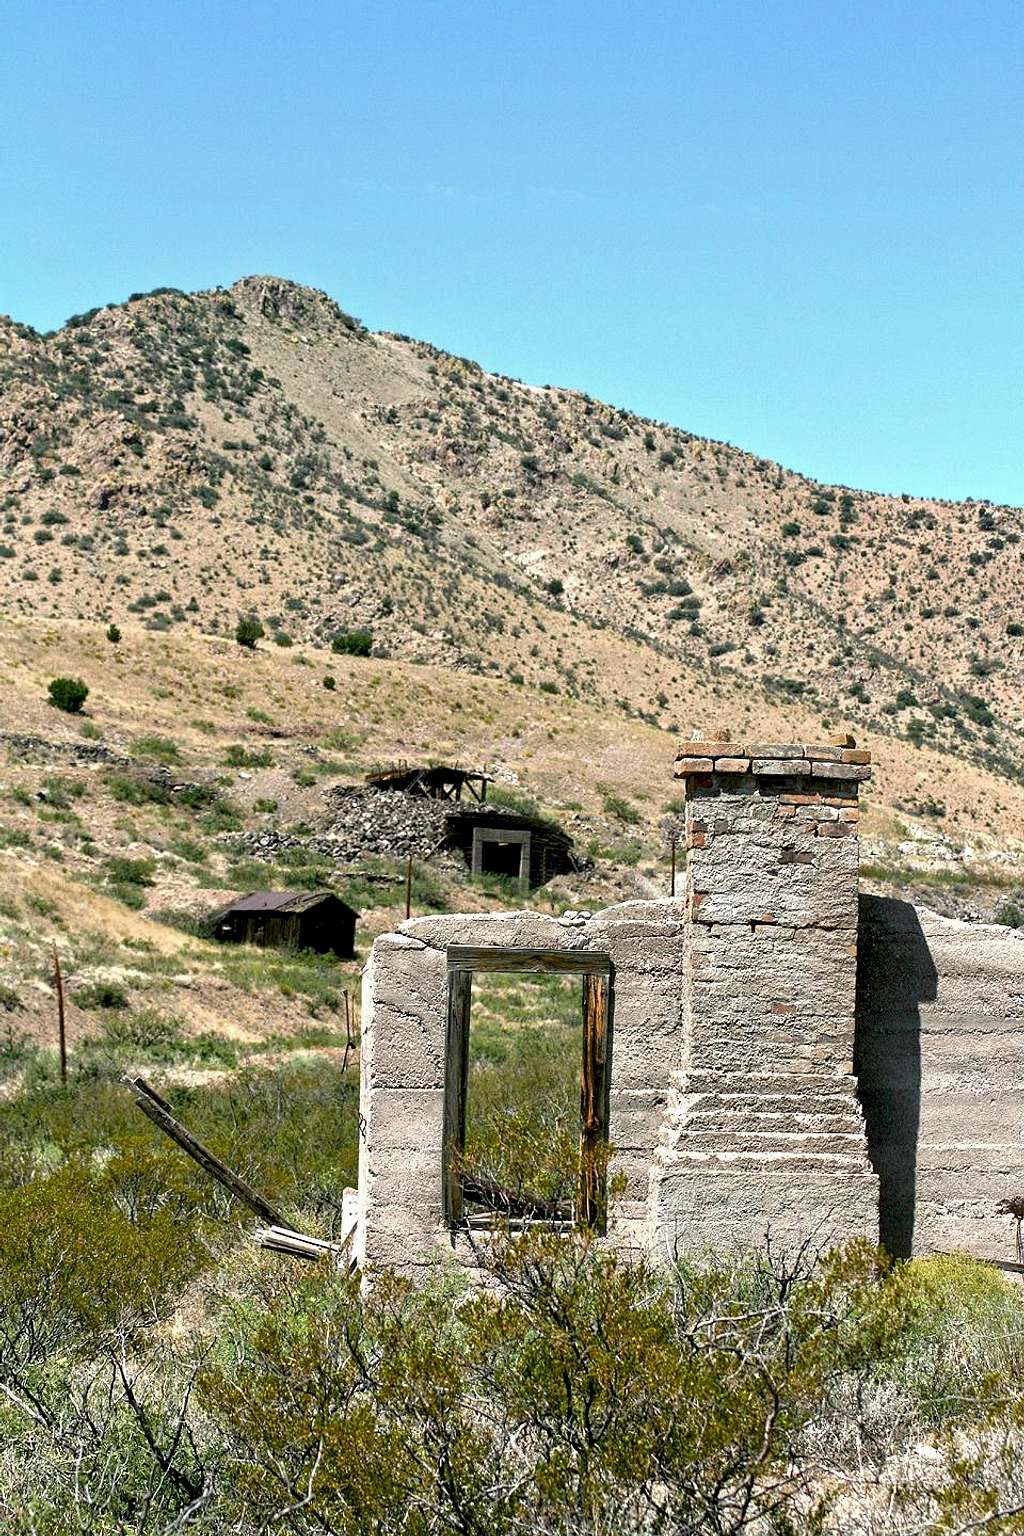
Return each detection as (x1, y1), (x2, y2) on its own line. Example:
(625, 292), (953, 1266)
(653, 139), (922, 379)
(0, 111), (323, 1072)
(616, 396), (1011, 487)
(222, 890), (348, 915)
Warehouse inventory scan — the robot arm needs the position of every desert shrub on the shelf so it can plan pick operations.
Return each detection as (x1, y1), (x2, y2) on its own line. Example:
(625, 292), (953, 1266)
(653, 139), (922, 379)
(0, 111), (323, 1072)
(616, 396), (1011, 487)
(995, 897), (1024, 929)
(331, 628), (373, 657)
(224, 744), (272, 769)
(47, 676), (88, 713)
(105, 772), (172, 806)
(199, 1236), (940, 1536)
(73, 980), (129, 1011)
(546, 577), (564, 596)
(133, 733), (181, 762)
(487, 784), (541, 819)
(235, 616), (264, 650)
(105, 622), (121, 643)
(322, 673), (337, 690)
(106, 855), (156, 888)
(602, 790), (640, 824)
(875, 1253), (1024, 1421)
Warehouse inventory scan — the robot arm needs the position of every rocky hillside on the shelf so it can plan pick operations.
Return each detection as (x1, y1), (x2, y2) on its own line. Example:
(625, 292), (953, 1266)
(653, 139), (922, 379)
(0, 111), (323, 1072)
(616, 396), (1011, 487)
(2, 274), (1023, 791)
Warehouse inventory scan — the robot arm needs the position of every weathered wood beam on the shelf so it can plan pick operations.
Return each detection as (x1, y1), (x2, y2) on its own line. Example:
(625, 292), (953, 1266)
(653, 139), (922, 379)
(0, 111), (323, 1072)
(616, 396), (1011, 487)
(253, 1225), (351, 1264)
(122, 1074), (287, 1227)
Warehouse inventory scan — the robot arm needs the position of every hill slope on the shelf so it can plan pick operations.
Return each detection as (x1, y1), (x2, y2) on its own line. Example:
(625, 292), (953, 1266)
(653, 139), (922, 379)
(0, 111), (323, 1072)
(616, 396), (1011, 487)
(1, 274), (1023, 837)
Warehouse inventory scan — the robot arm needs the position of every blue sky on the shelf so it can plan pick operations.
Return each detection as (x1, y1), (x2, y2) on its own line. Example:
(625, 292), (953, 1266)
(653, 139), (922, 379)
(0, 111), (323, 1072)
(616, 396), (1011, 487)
(2, 1), (1023, 504)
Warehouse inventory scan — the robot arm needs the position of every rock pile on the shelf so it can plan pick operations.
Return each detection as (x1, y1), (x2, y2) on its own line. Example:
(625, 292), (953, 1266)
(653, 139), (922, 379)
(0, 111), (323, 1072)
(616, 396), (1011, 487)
(314, 787), (450, 861)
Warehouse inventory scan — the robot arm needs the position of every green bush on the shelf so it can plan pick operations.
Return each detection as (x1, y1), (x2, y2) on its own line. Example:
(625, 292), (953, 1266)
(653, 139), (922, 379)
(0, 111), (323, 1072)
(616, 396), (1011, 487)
(235, 617), (264, 650)
(224, 745), (273, 769)
(602, 790), (641, 824)
(72, 980), (129, 1011)
(105, 622), (121, 644)
(47, 676), (89, 713)
(331, 628), (373, 657)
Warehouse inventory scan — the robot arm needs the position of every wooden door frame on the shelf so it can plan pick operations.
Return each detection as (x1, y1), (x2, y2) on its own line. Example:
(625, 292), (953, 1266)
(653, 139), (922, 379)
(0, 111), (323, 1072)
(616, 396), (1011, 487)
(442, 946), (613, 1231)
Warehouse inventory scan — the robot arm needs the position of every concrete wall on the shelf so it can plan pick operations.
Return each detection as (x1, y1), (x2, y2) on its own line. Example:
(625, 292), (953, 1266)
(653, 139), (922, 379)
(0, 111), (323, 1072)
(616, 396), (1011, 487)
(855, 896), (1024, 1262)
(355, 900), (688, 1277)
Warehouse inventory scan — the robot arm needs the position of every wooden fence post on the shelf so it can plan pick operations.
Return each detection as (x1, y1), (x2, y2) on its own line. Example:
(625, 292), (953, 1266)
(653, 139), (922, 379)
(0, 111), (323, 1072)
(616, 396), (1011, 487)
(52, 944), (67, 1085)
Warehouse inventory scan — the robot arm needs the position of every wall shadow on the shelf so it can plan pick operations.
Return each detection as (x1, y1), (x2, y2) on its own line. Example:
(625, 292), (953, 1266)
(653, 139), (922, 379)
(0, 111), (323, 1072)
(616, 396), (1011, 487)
(854, 895), (938, 1259)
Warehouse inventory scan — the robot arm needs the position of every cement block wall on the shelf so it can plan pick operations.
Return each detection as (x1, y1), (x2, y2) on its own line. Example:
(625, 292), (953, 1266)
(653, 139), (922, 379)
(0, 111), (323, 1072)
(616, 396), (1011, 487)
(355, 901), (689, 1276)
(855, 895), (1024, 1261)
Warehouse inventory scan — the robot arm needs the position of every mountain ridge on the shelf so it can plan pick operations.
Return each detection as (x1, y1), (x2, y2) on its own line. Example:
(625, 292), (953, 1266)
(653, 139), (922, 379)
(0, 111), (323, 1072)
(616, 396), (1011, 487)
(2, 273), (1022, 803)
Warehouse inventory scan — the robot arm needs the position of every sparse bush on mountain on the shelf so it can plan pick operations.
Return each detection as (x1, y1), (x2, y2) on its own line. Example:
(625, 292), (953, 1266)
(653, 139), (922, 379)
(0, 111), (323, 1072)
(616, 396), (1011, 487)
(105, 623), (120, 644)
(234, 617), (264, 650)
(47, 676), (89, 713)
(331, 628), (373, 657)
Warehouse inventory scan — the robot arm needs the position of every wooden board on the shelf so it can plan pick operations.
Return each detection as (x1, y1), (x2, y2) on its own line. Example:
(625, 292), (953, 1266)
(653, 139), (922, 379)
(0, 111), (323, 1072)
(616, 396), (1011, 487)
(446, 946), (612, 975)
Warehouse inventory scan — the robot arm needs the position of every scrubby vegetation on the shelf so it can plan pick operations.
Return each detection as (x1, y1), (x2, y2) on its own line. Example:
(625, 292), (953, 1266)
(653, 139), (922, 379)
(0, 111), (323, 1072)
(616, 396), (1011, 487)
(2, 981), (1024, 1533)
(2, 1048), (1024, 1536)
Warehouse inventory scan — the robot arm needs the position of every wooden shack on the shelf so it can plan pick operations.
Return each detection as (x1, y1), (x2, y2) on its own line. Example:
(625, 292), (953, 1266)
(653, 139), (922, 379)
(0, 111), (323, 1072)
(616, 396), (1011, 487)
(442, 810), (576, 890)
(211, 891), (357, 958)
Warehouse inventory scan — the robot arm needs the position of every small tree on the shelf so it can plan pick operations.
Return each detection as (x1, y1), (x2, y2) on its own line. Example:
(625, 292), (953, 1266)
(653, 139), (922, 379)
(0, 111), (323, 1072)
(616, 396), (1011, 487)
(48, 677), (89, 713)
(323, 675), (337, 691)
(331, 629), (372, 657)
(546, 578), (564, 598)
(235, 617), (264, 651)
(106, 624), (121, 644)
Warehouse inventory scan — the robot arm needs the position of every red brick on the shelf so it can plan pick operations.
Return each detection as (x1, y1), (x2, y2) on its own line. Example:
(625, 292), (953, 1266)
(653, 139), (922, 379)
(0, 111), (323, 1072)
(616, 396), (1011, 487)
(687, 832), (706, 849)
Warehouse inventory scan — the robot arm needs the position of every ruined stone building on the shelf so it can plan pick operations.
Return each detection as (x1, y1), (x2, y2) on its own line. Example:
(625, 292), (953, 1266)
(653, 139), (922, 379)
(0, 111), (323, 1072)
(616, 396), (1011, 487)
(353, 737), (1024, 1277)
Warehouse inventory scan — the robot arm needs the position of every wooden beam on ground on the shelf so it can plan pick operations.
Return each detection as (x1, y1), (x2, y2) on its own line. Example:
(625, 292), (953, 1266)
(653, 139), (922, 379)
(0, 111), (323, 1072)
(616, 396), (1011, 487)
(122, 1074), (287, 1227)
(253, 1226), (351, 1264)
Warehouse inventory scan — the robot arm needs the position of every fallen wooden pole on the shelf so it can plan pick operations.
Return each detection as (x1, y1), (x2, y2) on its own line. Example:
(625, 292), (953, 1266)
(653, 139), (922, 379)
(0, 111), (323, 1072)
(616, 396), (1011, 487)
(253, 1225), (348, 1263)
(122, 1074), (287, 1227)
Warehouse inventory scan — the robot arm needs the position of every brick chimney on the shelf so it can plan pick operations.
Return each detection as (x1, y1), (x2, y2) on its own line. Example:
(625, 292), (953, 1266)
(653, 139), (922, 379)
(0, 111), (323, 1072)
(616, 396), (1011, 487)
(650, 733), (879, 1253)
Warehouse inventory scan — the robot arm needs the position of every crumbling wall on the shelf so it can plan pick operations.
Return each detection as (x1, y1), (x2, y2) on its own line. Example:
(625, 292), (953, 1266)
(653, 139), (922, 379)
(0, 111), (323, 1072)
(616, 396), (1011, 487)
(856, 896), (1024, 1261)
(355, 901), (687, 1277)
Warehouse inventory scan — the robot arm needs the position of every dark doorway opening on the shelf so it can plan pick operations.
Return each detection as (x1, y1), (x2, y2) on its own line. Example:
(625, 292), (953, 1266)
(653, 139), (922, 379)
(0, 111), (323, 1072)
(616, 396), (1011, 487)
(481, 839), (526, 880)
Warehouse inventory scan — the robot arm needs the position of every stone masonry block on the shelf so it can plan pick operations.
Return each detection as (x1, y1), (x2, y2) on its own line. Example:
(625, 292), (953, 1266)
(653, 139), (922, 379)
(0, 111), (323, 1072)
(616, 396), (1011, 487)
(752, 758), (813, 776)
(810, 761), (871, 781)
(674, 757), (715, 776)
(364, 1087), (445, 1153)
